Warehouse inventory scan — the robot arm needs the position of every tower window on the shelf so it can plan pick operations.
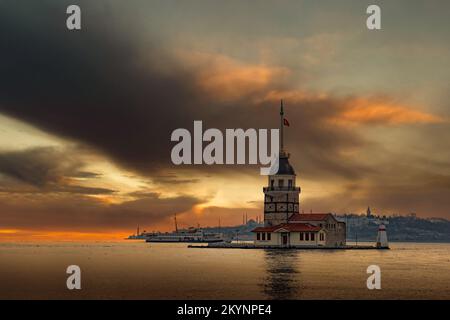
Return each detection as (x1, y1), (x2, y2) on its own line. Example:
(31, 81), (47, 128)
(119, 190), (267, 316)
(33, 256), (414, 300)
(305, 233), (309, 241)
(288, 179), (292, 188)
(300, 233), (304, 241)
(279, 179), (284, 187)
(270, 180), (274, 188)
(311, 233), (315, 241)
(267, 233), (271, 241)
(257, 233), (260, 240)
(262, 233), (266, 241)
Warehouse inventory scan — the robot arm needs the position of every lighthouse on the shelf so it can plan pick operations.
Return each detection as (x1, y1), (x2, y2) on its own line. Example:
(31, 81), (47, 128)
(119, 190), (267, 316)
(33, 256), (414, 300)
(376, 224), (389, 248)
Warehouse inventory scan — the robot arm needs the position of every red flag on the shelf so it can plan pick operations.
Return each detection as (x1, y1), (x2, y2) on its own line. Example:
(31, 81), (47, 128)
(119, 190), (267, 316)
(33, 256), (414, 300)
(283, 118), (290, 126)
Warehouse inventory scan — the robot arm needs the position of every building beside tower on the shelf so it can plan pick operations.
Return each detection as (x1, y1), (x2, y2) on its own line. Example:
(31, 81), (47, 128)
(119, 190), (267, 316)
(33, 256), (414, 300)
(252, 101), (346, 248)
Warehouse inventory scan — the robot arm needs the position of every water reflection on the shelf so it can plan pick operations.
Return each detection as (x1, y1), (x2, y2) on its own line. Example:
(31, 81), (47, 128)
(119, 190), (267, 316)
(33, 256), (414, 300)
(260, 249), (301, 299)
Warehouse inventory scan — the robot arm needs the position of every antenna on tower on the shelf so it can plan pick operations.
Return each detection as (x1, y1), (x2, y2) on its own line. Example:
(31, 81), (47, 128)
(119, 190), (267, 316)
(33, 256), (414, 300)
(174, 214), (178, 233)
(280, 99), (284, 154)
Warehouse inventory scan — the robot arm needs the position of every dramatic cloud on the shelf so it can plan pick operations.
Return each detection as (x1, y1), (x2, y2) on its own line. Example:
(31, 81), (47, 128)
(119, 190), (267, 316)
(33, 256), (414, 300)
(0, 147), (114, 195)
(332, 98), (447, 126)
(0, 1), (399, 181)
(0, 191), (204, 231)
(0, 1), (449, 235)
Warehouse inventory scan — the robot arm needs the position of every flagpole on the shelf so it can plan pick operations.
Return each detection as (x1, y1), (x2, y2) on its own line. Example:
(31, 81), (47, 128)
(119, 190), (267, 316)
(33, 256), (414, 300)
(280, 99), (284, 154)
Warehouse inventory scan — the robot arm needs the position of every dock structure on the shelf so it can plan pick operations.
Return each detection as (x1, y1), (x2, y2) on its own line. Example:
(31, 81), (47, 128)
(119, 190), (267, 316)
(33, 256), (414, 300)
(188, 243), (389, 250)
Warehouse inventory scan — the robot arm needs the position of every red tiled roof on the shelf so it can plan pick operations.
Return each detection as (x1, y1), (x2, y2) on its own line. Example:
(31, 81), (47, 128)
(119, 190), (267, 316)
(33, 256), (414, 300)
(252, 226), (279, 232)
(288, 213), (332, 222)
(252, 223), (321, 233)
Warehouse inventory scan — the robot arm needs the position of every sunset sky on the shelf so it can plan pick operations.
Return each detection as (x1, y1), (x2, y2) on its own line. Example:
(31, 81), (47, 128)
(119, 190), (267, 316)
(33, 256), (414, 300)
(0, 0), (449, 240)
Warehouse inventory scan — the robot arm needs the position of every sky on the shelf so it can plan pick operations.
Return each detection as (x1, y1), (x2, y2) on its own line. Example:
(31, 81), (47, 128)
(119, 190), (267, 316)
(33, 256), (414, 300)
(0, 0), (449, 240)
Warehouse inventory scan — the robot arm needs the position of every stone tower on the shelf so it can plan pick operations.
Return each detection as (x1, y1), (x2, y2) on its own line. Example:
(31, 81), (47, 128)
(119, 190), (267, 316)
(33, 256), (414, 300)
(263, 101), (301, 226)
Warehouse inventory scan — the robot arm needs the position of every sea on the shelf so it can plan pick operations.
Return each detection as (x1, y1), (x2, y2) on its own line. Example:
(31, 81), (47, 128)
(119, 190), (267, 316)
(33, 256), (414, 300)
(1, 241), (449, 299)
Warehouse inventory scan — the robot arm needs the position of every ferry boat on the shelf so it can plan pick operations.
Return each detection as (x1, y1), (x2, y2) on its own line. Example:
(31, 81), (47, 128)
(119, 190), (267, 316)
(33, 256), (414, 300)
(128, 214), (224, 243)
(145, 227), (224, 243)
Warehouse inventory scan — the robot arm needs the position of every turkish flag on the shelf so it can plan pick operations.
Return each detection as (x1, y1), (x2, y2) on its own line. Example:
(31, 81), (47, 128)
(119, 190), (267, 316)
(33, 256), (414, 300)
(283, 118), (290, 126)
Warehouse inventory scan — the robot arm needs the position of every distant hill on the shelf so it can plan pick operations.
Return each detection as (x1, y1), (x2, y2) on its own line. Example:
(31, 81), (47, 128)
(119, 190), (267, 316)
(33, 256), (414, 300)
(341, 214), (450, 243)
(203, 215), (450, 243)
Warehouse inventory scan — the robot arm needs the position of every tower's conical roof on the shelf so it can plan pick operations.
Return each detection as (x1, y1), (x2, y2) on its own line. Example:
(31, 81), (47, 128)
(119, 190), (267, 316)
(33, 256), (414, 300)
(276, 154), (296, 175)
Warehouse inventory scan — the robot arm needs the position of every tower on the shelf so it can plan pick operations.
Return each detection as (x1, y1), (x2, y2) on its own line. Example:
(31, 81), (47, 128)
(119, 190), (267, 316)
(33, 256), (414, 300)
(366, 206), (372, 218)
(263, 100), (301, 226)
(376, 224), (389, 248)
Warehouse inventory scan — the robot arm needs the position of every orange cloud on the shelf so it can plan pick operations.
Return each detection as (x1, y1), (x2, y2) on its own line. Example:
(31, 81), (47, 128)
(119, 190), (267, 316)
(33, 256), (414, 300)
(179, 51), (445, 129)
(335, 98), (447, 125)
(260, 89), (329, 104)
(262, 90), (446, 126)
(179, 51), (289, 101)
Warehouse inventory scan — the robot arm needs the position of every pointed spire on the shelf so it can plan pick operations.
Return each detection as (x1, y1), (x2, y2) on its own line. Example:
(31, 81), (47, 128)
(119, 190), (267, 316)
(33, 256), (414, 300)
(280, 99), (284, 154)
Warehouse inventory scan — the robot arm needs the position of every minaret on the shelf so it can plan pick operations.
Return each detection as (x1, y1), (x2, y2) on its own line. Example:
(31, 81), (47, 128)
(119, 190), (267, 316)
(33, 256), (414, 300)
(263, 101), (301, 226)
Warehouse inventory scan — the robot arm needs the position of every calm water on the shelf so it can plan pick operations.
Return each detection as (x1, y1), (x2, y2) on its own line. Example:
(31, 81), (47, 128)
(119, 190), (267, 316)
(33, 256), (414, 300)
(1, 241), (450, 299)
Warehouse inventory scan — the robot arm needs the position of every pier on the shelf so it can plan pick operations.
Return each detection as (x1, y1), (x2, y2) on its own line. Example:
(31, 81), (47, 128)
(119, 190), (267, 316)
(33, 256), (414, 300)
(188, 243), (389, 250)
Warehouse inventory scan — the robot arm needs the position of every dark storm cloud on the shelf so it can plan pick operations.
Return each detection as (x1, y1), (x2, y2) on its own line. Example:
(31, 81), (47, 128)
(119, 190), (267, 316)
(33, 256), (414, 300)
(0, 1), (448, 231)
(0, 147), (114, 195)
(0, 191), (204, 230)
(0, 0), (367, 181)
(0, 0), (213, 175)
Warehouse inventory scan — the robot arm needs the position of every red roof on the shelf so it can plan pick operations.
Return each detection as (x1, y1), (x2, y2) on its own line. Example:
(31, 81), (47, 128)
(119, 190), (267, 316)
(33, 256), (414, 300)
(288, 213), (332, 222)
(252, 223), (321, 233)
(252, 226), (279, 232)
